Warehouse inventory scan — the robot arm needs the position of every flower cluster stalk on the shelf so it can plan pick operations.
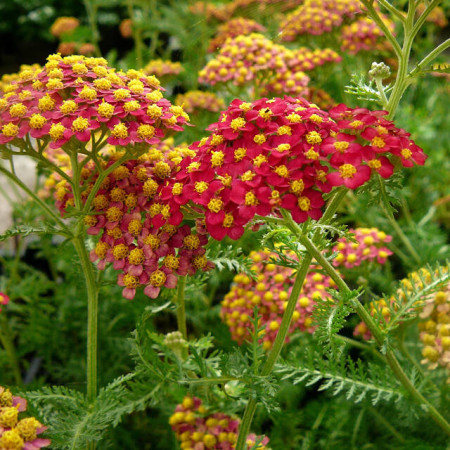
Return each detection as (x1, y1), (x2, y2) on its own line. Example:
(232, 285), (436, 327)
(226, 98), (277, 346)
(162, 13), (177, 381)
(235, 189), (347, 449)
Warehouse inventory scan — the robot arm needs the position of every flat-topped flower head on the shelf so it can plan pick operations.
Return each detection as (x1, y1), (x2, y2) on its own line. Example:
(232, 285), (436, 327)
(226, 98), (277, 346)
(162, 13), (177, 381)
(168, 96), (425, 241)
(0, 54), (189, 152)
(279, 0), (362, 41)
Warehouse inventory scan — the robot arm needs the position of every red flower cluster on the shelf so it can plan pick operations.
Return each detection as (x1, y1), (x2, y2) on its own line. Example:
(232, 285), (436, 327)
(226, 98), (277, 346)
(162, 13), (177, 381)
(341, 16), (395, 55)
(169, 396), (269, 449)
(175, 91), (225, 115)
(332, 227), (393, 268)
(0, 293), (9, 313)
(279, 0), (362, 40)
(0, 386), (50, 449)
(142, 59), (184, 78)
(0, 54), (188, 150)
(221, 250), (335, 349)
(166, 96), (426, 241)
(208, 17), (266, 53)
(49, 142), (214, 300)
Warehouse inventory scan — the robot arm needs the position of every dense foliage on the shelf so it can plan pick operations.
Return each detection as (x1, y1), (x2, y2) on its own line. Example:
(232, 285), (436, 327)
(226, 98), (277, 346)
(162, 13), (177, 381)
(0, 1), (449, 449)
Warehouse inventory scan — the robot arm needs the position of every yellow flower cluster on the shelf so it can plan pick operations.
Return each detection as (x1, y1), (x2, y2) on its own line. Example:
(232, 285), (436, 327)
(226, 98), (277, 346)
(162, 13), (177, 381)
(279, 0), (362, 40)
(142, 59), (184, 78)
(341, 15), (395, 55)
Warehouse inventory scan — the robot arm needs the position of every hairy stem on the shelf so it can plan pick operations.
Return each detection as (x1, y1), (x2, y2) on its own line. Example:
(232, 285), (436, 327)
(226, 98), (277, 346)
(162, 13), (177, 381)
(0, 167), (71, 236)
(72, 231), (99, 405)
(235, 253), (313, 450)
(377, 176), (422, 266)
(235, 188), (348, 449)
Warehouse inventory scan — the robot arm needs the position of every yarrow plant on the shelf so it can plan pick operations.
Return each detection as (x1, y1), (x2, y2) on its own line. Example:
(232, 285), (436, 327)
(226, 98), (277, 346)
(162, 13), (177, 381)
(1, 0), (449, 448)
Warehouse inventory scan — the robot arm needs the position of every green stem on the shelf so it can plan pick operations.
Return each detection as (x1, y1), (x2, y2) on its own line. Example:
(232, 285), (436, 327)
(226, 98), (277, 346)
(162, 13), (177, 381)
(175, 276), (187, 340)
(298, 234), (450, 437)
(126, 0), (144, 68)
(410, 38), (450, 76)
(72, 231), (99, 404)
(361, 0), (402, 59)
(375, 77), (389, 109)
(235, 253), (313, 450)
(377, 176), (422, 266)
(0, 315), (22, 385)
(0, 167), (71, 235)
(236, 187), (349, 449)
(377, 0), (406, 23)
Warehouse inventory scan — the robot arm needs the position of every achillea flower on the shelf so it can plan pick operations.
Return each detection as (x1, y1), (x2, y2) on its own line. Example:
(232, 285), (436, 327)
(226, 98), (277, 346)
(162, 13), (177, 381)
(142, 59), (183, 78)
(306, 88), (335, 110)
(78, 43), (96, 56)
(50, 17), (80, 37)
(221, 249), (335, 349)
(47, 141), (213, 301)
(0, 293), (9, 313)
(56, 42), (77, 56)
(285, 47), (342, 73)
(0, 386), (50, 449)
(175, 91), (225, 114)
(0, 65), (41, 93)
(198, 34), (291, 87)
(261, 70), (310, 97)
(332, 228), (393, 268)
(341, 15), (395, 55)
(0, 54), (189, 151)
(208, 17), (266, 52)
(166, 96), (426, 240)
(279, 0), (362, 41)
(170, 396), (269, 449)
